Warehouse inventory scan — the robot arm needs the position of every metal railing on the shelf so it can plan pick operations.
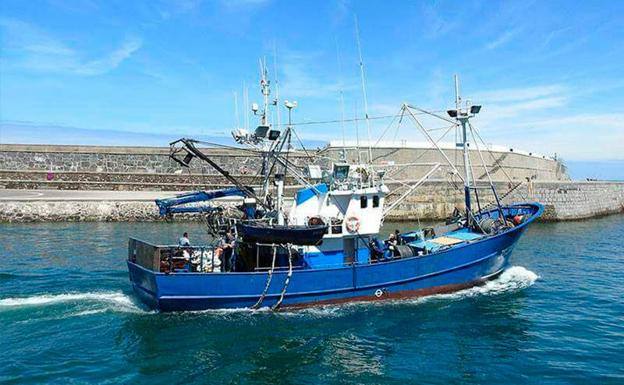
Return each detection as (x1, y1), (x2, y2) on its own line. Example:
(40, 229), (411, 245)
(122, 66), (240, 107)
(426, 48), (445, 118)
(128, 238), (223, 273)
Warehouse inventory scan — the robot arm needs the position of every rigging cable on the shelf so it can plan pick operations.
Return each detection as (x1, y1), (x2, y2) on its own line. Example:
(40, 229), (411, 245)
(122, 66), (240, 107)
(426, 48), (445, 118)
(469, 124), (529, 202)
(468, 122), (505, 218)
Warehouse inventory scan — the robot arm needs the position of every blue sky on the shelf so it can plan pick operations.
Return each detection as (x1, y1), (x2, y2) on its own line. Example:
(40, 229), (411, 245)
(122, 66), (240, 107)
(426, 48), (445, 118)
(1, 0), (623, 163)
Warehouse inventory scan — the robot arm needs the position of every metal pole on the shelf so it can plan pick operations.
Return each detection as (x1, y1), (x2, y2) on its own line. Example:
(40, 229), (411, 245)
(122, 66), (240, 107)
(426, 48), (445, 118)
(273, 42), (281, 130)
(455, 75), (472, 224)
(354, 16), (373, 165)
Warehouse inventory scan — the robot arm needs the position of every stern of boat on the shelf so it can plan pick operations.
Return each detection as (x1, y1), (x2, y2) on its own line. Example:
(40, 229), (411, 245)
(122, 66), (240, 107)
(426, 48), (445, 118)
(127, 238), (162, 309)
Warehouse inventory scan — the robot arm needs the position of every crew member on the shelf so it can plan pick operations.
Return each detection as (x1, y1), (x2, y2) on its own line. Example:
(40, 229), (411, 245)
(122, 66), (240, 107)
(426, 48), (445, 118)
(220, 229), (237, 271)
(179, 232), (190, 246)
(394, 229), (402, 245)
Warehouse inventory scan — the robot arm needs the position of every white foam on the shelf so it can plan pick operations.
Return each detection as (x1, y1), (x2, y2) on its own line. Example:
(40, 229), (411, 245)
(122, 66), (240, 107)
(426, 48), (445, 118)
(286, 266), (539, 315)
(0, 291), (151, 314)
(72, 308), (108, 317)
(446, 265), (538, 298)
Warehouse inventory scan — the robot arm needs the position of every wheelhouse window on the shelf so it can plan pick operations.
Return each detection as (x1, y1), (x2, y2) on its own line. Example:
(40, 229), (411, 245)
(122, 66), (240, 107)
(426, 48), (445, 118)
(333, 164), (350, 182)
(373, 195), (379, 208)
(360, 196), (368, 208)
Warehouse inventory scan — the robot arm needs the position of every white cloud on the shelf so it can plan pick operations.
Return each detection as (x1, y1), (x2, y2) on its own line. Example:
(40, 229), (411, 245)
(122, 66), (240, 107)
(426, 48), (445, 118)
(0, 18), (141, 76)
(156, 0), (203, 20)
(474, 84), (566, 103)
(73, 37), (142, 75)
(484, 27), (521, 50)
(369, 103), (403, 116)
(220, 0), (271, 10)
(420, 3), (459, 39)
(279, 51), (349, 99)
(469, 83), (623, 160)
(504, 113), (624, 160)
(483, 96), (567, 119)
(470, 84), (569, 129)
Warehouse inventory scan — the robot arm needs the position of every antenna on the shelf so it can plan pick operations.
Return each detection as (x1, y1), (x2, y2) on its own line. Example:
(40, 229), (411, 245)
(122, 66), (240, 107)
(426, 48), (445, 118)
(454, 74), (461, 113)
(354, 100), (362, 164)
(335, 38), (347, 151)
(243, 81), (250, 131)
(259, 57), (270, 126)
(233, 91), (240, 129)
(354, 15), (373, 164)
(273, 41), (281, 130)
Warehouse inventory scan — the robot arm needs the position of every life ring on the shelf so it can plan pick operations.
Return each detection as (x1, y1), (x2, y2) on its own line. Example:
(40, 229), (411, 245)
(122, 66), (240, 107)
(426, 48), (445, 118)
(345, 216), (360, 233)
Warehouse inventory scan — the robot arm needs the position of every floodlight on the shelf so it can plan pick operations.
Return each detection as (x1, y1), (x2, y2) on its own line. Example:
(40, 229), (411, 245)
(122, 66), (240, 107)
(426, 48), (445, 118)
(268, 130), (281, 140)
(447, 109), (458, 118)
(470, 105), (482, 114)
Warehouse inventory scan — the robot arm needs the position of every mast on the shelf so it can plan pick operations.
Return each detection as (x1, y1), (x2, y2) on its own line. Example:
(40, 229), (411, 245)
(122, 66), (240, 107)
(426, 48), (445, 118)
(259, 57), (270, 126)
(258, 58), (272, 202)
(451, 75), (480, 225)
(276, 100), (297, 225)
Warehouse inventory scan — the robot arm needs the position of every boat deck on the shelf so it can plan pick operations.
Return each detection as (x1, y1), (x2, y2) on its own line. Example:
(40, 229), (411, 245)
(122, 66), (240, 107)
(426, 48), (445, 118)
(408, 228), (485, 253)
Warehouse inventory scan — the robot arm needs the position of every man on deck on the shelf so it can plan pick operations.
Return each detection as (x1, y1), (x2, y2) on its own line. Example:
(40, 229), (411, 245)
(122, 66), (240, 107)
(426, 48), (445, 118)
(178, 232), (190, 247)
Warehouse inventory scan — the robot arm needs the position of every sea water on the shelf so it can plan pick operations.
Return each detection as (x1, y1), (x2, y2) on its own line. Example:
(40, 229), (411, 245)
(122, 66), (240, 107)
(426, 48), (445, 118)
(1, 217), (623, 384)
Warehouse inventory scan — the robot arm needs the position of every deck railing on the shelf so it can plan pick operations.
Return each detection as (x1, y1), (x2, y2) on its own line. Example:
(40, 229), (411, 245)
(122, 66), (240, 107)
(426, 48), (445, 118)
(128, 238), (222, 273)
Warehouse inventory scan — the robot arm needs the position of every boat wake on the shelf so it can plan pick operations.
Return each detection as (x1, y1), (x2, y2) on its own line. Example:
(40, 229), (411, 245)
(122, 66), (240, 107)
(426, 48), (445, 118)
(0, 291), (153, 315)
(290, 266), (540, 317)
(427, 265), (539, 301)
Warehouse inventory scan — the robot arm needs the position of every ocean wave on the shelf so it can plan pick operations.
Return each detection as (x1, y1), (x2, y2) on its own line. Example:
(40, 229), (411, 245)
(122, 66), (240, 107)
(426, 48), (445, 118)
(0, 291), (152, 314)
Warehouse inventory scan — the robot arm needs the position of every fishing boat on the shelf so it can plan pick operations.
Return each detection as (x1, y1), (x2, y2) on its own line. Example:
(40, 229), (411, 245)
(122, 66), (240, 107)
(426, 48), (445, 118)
(127, 73), (543, 311)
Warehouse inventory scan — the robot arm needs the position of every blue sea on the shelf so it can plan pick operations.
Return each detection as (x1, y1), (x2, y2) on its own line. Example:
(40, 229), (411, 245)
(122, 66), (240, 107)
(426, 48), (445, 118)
(1, 216), (623, 384)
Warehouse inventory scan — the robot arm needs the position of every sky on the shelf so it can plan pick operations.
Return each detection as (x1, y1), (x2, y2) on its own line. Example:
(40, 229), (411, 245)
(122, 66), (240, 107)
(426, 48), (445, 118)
(1, 0), (623, 166)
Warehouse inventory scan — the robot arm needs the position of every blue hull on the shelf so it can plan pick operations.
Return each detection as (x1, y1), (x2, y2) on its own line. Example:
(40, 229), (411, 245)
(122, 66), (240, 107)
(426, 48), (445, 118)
(128, 204), (542, 311)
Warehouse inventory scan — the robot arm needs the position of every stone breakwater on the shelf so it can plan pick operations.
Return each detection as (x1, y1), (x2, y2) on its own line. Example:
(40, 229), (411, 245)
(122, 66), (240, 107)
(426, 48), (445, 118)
(1, 143), (567, 191)
(385, 180), (624, 221)
(0, 201), (162, 222)
(0, 199), (243, 223)
(1, 181), (622, 223)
